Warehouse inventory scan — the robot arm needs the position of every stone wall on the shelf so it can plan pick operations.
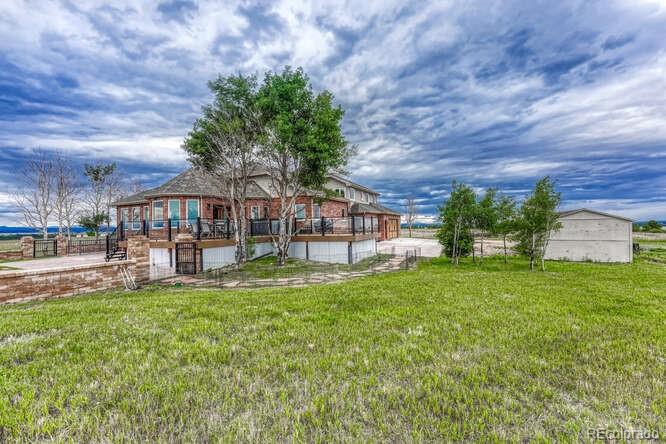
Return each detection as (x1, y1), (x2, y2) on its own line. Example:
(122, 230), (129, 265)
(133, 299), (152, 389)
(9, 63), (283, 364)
(20, 236), (34, 258)
(0, 260), (137, 304)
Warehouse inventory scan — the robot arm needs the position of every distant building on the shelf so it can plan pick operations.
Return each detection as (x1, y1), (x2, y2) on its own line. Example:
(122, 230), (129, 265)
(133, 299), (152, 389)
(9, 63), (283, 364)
(545, 209), (633, 263)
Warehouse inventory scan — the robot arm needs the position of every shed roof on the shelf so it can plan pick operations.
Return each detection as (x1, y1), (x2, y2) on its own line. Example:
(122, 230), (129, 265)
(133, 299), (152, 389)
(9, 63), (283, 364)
(558, 208), (633, 222)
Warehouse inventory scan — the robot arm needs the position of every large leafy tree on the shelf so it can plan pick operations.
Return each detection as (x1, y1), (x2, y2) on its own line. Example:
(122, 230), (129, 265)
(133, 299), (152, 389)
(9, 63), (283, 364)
(257, 67), (351, 265)
(495, 194), (517, 263)
(183, 73), (262, 266)
(436, 182), (477, 264)
(514, 177), (562, 271)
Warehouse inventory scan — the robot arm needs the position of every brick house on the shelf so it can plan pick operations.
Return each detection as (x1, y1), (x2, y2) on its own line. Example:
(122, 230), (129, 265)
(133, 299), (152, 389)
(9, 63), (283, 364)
(113, 168), (401, 241)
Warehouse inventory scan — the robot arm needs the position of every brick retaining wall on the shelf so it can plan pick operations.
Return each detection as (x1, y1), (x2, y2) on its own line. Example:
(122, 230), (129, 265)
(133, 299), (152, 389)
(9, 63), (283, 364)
(0, 260), (139, 304)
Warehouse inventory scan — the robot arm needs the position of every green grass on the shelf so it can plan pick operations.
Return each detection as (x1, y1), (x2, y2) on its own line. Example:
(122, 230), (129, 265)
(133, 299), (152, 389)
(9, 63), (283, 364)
(204, 254), (394, 280)
(1, 255), (665, 441)
(0, 239), (19, 252)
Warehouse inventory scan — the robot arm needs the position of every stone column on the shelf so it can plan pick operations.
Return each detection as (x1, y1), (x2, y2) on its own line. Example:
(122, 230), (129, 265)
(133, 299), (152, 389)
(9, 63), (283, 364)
(20, 236), (34, 259)
(55, 235), (67, 256)
(126, 236), (150, 282)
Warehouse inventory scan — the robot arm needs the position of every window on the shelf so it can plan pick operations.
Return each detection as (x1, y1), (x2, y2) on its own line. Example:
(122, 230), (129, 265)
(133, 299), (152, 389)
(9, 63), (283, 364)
(152, 201), (164, 228)
(363, 192), (368, 202)
(295, 204), (306, 220)
(121, 208), (129, 228)
(335, 188), (345, 197)
(132, 207), (140, 230)
(251, 206), (259, 219)
(168, 200), (180, 227)
(348, 188), (355, 200)
(312, 204), (321, 219)
(186, 199), (199, 223)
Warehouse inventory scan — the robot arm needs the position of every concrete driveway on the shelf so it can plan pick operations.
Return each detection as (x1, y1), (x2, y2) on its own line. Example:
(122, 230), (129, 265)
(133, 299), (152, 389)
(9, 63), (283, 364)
(0, 253), (108, 273)
(377, 237), (442, 258)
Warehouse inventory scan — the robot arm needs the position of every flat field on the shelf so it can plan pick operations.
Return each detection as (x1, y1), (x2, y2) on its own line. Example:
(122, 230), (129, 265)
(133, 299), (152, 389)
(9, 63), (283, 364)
(1, 253), (665, 441)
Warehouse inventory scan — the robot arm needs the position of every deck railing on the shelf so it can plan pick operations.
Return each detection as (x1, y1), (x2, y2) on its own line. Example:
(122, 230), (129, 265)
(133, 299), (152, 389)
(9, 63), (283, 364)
(117, 215), (379, 241)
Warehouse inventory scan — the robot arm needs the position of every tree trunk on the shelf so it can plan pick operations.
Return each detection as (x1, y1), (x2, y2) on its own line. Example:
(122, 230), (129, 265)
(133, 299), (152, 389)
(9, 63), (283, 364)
(480, 232), (484, 263)
(503, 234), (507, 263)
(471, 232), (476, 263)
(409, 224), (412, 238)
(530, 232), (536, 271)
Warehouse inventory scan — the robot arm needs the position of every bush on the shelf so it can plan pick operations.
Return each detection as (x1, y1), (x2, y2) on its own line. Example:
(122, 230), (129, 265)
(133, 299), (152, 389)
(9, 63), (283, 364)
(436, 226), (473, 258)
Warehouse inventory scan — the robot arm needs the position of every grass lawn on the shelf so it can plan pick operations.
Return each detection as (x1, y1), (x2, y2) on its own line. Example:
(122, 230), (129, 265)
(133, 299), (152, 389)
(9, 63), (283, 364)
(1, 255), (665, 441)
(204, 254), (394, 280)
(0, 239), (20, 252)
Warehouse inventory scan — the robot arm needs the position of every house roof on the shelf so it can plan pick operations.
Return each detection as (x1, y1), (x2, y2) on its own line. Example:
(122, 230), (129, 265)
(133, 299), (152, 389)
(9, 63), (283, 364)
(328, 172), (378, 195)
(113, 189), (154, 205)
(350, 202), (401, 216)
(558, 208), (633, 222)
(112, 168), (270, 205)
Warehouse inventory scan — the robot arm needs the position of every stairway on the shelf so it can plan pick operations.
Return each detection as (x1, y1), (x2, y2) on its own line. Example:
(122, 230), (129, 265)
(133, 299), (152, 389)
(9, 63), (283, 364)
(105, 246), (127, 262)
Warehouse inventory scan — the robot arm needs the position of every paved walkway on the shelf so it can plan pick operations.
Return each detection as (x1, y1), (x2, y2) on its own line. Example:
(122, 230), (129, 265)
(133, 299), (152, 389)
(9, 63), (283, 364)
(0, 253), (107, 273)
(377, 237), (443, 257)
(159, 255), (410, 289)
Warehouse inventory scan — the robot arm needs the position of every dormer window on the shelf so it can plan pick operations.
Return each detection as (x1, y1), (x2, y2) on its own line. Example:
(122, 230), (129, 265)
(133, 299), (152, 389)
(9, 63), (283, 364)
(348, 188), (356, 200)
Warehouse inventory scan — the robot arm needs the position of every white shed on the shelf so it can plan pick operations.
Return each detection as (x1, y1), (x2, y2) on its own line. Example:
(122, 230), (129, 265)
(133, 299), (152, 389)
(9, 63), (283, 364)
(545, 209), (633, 263)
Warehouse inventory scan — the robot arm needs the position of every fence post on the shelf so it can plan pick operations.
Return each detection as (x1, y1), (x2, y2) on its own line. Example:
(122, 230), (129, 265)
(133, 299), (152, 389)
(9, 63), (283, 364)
(362, 216), (366, 235)
(167, 218), (172, 242)
(351, 216), (356, 234)
(226, 218), (230, 239)
(196, 217), (201, 241)
(321, 217), (326, 236)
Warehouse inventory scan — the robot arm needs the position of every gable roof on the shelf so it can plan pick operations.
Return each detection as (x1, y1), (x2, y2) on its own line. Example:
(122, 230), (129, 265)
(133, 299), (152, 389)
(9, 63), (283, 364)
(558, 208), (633, 222)
(350, 202), (401, 216)
(328, 172), (379, 195)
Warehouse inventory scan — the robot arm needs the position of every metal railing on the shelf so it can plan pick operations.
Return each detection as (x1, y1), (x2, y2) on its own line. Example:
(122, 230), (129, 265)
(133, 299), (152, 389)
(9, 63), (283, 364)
(118, 215), (379, 241)
(66, 238), (106, 255)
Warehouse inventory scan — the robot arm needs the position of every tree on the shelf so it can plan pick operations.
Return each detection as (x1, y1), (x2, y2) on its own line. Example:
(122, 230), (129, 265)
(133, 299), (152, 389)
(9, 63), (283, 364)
(514, 177), (562, 271)
(436, 182), (477, 264)
(256, 67), (351, 266)
(53, 154), (80, 240)
(495, 194), (517, 263)
(13, 152), (55, 239)
(404, 197), (417, 238)
(476, 188), (499, 262)
(78, 212), (107, 239)
(642, 220), (663, 232)
(84, 162), (117, 238)
(183, 73), (262, 266)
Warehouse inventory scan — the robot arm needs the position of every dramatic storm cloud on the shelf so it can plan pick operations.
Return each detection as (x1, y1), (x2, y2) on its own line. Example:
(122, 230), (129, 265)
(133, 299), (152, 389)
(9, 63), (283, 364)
(1, 0), (665, 224)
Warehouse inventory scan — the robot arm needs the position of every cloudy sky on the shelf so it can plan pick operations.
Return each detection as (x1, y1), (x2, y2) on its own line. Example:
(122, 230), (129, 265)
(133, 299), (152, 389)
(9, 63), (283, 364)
(1, 0), (666, 224)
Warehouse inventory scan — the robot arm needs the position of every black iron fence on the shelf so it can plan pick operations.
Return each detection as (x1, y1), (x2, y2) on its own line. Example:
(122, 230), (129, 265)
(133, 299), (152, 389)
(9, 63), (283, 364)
(33, 239), (57, 257)
(66, 238), (106, 255)
(118, 216), (379, 241)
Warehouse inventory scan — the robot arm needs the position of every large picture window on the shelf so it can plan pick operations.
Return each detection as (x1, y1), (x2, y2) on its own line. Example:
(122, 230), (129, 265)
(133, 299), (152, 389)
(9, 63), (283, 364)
(251, 206), (259, 219)
(168, 200), (180, 227)
(186, 199), (199, 223)
(312, 204), (321, 219)
(153, 201), (164, 228)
